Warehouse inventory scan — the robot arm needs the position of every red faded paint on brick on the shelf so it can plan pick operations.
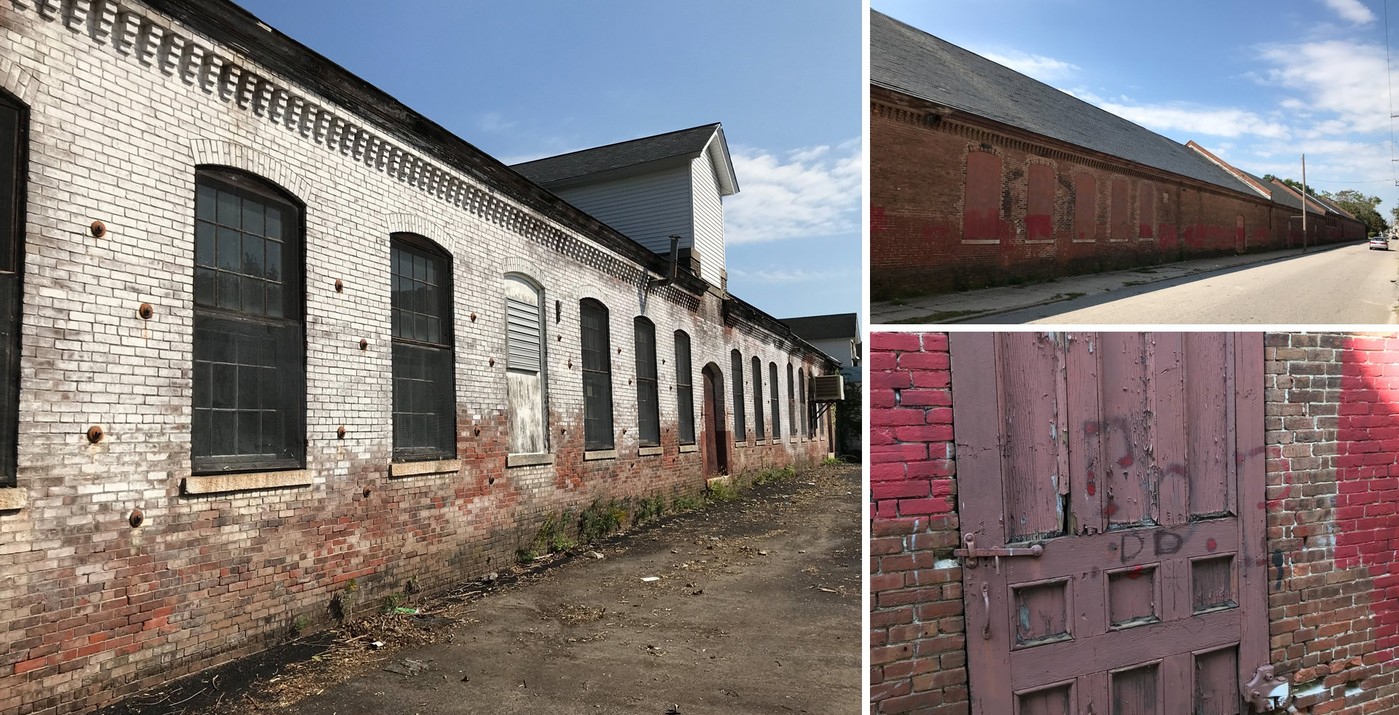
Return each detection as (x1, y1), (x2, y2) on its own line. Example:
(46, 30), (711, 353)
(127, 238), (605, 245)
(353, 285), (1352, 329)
(869, 86), (1366, 300)
(869, 332), (966, 715)
(1265, 332), (1399, 713)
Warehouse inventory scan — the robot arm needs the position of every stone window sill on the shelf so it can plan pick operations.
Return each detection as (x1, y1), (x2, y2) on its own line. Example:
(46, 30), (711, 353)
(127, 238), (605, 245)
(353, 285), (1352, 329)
(679, 444), (698, 454)
(390, 459), (461, 478)
(183, 470), (313, 495)
(638, 446), (663, 457)
(506, 453), (554, 468)
(584, 449), (617, 461)
(0, 487), (25, 510)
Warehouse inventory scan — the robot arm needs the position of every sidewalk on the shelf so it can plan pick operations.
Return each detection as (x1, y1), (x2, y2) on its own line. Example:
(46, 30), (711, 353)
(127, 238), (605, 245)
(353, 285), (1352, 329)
(102, 464), (861, 715)
(872, 244), (1352, 324)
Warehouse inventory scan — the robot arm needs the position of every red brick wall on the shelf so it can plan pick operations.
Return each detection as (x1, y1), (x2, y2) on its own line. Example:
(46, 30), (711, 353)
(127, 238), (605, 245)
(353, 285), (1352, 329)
(1266, 333), (1399, 713)
(870, 88), (1361, 300)
(869, 332), (968, 714)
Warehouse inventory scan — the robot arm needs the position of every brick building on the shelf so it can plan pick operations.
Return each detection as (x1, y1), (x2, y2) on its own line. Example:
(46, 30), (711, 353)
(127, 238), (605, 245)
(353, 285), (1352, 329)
(870, 331), (1399, 714)
(870, 11), (1366, 300)
(0, 1), (837, 713)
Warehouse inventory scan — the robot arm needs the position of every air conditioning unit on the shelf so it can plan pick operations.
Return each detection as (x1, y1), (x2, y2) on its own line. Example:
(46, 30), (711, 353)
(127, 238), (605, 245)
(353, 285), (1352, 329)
(810, 374), (846, 402)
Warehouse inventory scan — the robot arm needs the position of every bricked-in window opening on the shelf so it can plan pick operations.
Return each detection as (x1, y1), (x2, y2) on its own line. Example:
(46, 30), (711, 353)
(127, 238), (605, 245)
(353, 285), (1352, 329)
(0, 92), (25, 488)
(731, 349), (746, 440)
(1073, 172), (1096, 241)
(390, 234), (456, 462)
(580, 299), (614, 451)
(1110, 176), (1131, 240)
(964, 150), (1001, 241)
(1027, 163), (1054, 241)
(634, 317), (660, 447)
(192, 168), (305, 474)
(752, 355), (766, 439)
(675, 331), (695, 445)
(769, 362), (782, 439)
(1139, 181), (1155, 239)
(505, 274), (547, 455)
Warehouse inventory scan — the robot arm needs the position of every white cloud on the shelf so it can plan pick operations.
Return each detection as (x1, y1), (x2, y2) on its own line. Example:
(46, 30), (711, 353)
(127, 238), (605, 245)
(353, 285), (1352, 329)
(476, 111), (517, 133)
(725, 139), (861, 245)
(980, 50), (1080, 82)
(1255, 40), (1390, 134)
(728, 267), (850, 284)
(1321, 0), (1377, 25)
(1069, 89), (1291, 139)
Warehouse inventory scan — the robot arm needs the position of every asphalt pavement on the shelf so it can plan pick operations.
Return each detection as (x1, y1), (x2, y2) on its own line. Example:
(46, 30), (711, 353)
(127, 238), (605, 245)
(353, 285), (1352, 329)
(873, 240), (1397, 325)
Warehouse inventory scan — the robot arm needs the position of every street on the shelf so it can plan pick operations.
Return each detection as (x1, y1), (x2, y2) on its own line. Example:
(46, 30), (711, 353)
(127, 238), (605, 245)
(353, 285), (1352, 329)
(966, 243), (1399, 324)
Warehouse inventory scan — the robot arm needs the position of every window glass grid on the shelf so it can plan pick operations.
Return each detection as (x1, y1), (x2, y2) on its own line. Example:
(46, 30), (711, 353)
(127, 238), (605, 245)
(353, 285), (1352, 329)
(635, 319), (659, 447)
(752, 356), (765, 439)
(769, 362), (782, 439)
(581, 301), (614, 450)
(390, 236), (455, 461)
(675, 332), (695, 445)
(0, 96), (20, 487)
(731, 350), (746, 440)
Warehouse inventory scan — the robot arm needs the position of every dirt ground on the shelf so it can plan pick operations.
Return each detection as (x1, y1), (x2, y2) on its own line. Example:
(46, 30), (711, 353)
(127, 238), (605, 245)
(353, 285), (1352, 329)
(106, 463), (861, 715)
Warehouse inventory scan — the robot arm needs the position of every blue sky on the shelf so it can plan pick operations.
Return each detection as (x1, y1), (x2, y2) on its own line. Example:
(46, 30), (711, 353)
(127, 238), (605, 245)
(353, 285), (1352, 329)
(874, 0), (1399, 218)
(233, 0), (861, 323)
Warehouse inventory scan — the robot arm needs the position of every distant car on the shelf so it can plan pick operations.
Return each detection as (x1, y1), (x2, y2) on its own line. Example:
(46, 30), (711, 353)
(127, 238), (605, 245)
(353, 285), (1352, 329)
(1370, 236), (1389, 250)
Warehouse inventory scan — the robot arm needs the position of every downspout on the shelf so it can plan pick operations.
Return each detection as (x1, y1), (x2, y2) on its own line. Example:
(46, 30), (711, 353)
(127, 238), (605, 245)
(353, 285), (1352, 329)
(648, 234), (682, 289)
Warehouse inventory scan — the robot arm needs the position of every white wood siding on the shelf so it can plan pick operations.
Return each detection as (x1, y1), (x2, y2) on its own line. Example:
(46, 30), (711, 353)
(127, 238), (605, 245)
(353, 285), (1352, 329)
(691, 156), (726, 283)
(552, 167), (693, 258)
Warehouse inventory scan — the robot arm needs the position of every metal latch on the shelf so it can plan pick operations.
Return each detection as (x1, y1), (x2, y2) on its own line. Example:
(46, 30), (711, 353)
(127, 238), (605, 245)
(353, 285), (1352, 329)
(954, 533), (1044, 570)
(1243, 665), (1293, 712)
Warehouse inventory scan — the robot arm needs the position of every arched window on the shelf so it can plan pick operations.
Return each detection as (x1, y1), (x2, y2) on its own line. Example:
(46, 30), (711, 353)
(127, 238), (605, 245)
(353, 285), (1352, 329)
(787, 363), (796, 440)
(634, 317), (659, 448)
(751, 356), (765, 440)
(580, 300), (613, 451)
(798, 368), (807, 439)
(675, 331), (694, 446)
(390, 233), (456, 462)
(192, 167), (305, 473)
(0, 91), (26, 486)
(730, 350), (746, 440)
(769, 362), (781, 440)
(505, 274), (547, 455)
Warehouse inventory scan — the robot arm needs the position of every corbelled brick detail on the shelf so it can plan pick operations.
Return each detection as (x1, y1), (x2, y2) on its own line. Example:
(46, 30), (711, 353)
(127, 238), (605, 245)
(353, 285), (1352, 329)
(1266, 333), (1399, 714)
(869, 332), (967, 715)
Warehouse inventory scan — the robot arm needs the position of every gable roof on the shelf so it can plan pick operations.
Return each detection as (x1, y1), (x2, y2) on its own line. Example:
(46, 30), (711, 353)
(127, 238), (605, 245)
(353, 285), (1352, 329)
(779, 313), (860, 341)
(871, 11), (1249, 195)
(512, 123), (739, 195)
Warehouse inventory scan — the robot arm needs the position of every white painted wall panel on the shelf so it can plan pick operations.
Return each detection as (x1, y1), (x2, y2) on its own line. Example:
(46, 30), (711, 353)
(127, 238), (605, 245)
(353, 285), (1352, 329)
(691, 156), (726, 283)
(552, 167), (692, 257)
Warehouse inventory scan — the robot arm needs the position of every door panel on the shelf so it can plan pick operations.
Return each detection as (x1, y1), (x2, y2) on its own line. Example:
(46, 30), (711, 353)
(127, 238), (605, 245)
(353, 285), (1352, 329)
(952, 333), (1266, 715)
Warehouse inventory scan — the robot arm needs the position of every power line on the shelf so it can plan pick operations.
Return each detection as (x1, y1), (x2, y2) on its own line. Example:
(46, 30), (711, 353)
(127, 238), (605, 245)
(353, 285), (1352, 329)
(1388, 0), (1398, 186)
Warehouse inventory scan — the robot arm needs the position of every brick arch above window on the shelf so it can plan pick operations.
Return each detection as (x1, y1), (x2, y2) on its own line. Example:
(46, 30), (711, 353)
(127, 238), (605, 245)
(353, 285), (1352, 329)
(0, 57), (39, 107)
(385, 213), (450, 247)
(188, 139), (315, 204)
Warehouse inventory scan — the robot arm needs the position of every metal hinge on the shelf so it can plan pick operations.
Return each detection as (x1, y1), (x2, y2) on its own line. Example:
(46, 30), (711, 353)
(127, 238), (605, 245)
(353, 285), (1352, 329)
(953, 533), (1044, 570)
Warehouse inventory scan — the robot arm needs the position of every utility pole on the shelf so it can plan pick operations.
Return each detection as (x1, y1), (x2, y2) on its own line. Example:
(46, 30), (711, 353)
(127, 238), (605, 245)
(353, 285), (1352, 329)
(1301, 154), (1308, 253)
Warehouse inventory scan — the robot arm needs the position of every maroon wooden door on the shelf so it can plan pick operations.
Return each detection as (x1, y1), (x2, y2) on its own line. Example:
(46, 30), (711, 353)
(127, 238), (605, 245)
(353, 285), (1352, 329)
(950, 333), (1266, 715)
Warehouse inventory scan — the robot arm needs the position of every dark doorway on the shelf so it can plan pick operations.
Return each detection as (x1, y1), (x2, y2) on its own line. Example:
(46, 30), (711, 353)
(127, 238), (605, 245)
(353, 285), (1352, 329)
(700, 363), (728, 476)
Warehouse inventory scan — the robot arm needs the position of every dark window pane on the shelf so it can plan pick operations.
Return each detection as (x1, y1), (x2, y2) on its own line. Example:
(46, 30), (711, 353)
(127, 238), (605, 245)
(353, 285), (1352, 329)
(241, 276), (263, 315)
(676, 332), (694, 445)
(243, 236), (264, 278)
(264, 205), (282, 240)
(195, 221), (216, 268)
(217, 227), (240, 272)
(265, 241), (282, 281)
(196, 182), (217, 222)
(216, 189), (239, 227)
(752, 357), (765, 439)
(236, 411), (260, 455)
(241, 199), (264, 236)
(193, 267), (215, 307)
(390, 235), (454, 461)
(265, 284), (284, 318)
(216, 271), (239, 311)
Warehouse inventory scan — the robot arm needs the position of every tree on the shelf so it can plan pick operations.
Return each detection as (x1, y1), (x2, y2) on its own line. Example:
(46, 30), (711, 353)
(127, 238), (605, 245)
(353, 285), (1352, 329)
(1321, 189), (1388, 237)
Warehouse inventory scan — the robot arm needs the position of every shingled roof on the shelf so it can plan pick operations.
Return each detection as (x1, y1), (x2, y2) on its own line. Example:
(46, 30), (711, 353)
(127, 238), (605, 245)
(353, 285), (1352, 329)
(871, 11), (1250, 195)
(512, 123), (736, 192)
